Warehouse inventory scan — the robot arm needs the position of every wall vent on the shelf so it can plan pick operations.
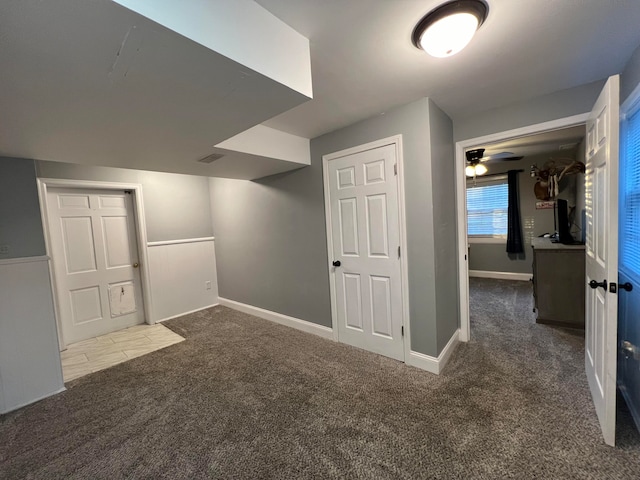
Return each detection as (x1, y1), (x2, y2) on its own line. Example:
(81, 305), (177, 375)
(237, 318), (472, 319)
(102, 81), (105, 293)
(198, 153), (225, 164)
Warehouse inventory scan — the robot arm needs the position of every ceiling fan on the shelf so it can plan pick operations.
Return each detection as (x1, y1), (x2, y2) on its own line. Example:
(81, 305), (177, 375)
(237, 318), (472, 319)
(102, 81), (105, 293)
(465, 148), (524, 177)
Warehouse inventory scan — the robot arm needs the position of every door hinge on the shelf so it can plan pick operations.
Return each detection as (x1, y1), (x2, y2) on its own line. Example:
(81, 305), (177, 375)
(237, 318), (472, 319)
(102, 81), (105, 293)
(401, 325), (404, 337)
(394, 164), (398, 176)
(398, 246), (401, 258)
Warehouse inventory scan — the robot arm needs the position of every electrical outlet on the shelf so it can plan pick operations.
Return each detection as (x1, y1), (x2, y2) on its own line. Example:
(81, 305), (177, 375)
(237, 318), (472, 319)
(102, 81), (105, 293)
(205, 280), (212, 290)
(0, 245), (9, 255)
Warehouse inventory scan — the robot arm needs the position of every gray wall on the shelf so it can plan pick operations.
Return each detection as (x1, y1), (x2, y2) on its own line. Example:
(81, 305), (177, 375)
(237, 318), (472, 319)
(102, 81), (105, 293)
(428, 100), (459, 353)
(454, 80), (605, 142)
(211, 98), (456, 357)
(0, 157), (46, 259)
(36, 161), (213, 242)
(622, 42), (640, 104)
(209, 166), (331, 327)
(467, 154), (581, 274)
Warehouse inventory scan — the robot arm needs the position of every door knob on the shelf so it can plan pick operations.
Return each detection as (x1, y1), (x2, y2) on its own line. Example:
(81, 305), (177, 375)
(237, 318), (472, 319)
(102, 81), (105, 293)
(620, 282), (633, 292)
(589, 279), (607, 290)
(133, 262), (139, 268)
(332, 260), (341, 267)
(621, 341), (638, 360)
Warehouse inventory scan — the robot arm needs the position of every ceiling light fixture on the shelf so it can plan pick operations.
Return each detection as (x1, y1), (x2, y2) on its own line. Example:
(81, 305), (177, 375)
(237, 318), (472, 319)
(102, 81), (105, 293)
(412, 0), (488, 58)
(465, 148), (488, 177)
(465, 163), (488, 177)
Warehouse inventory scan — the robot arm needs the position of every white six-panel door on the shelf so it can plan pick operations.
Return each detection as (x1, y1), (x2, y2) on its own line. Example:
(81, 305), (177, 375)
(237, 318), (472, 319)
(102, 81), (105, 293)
(326, 143), (404, 361)
(584, 75), (620, 446)
(47, 188), (145, 345)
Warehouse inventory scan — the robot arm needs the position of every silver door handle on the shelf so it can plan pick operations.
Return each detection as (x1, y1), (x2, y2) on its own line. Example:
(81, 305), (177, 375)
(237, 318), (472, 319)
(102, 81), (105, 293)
(621, 341), (638, 360)
(133, 262), (139, 268)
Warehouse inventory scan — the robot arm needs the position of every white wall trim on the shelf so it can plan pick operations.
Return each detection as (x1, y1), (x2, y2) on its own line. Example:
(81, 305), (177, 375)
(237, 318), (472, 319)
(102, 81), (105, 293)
(468, 236), (506, 244)
(145, 238), (218, 323)
(406, 329), (460, 375)
(455, 113), (589, 343)
(37, 178), (154, 350)
(0, 255), (49, 266)
(155, 303), (219, 323)
(322, 135), (411, 359)
(0, 258), (65, 412)
(147, 237), (215, 247)
(469, 270), (532, 281)
(218, 298), (334, 340)
(0, 387), (66, 415)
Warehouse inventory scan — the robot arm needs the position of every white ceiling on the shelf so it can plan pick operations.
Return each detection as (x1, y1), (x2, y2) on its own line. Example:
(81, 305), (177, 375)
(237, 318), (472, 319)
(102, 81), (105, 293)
(3, 0), (640, 179)
(257, 0), (640, 138)
(0, 0), (309, 177)
(479, 125), (586, 161)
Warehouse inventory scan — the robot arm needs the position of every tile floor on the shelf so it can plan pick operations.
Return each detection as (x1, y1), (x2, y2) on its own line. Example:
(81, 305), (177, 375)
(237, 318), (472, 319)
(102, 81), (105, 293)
(60, 323), (185, 382)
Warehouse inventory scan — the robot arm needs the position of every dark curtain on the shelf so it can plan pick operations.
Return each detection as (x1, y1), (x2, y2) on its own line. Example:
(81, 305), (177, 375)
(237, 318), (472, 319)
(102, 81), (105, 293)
(506, 170), (524, 254)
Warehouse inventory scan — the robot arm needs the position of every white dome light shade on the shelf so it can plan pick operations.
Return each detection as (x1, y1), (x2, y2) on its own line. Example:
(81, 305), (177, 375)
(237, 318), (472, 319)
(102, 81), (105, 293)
(474, 163), (488, 175)
(419, 13), (479, 57)
(412, 0), (488, 58)
(465, 163), (488, 177)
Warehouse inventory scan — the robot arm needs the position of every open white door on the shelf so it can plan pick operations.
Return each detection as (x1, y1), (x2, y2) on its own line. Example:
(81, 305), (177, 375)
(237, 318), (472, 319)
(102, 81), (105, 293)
(584, 75), (620, 446)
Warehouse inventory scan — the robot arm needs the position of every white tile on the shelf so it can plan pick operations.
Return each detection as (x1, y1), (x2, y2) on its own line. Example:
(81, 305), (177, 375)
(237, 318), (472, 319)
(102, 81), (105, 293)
(61, 353), (89, 367)
(67, 337), (98, 349)
(61, 324), (185, 381)
(88, 354), (128, 374)
(107, 330), (149, 343)
(63, 363), (94, 382)
(93, 335), (116, 345)
(83, 344), (125, 361)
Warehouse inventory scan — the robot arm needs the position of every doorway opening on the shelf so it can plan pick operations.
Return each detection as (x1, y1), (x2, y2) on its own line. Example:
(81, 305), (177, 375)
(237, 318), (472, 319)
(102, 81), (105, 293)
(456, 76), (625, 446)
(464, 124), (587, 334)
(455, 115), (590, 343)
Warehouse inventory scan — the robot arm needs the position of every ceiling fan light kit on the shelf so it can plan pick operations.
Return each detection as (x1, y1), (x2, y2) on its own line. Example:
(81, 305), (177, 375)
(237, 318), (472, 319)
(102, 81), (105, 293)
(412, 0), (488, 57)
(465, 163), (487, 177)
(465, 148), (487, 177)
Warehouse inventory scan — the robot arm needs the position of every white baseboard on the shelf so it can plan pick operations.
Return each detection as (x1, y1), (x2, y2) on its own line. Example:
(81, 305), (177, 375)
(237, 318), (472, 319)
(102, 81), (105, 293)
(469, 270), (532, 281)
(0, 387), (66, 415)
(155, 303), (219, 323)
(406, 329), (460, 375)
(218, 298), (334, 340)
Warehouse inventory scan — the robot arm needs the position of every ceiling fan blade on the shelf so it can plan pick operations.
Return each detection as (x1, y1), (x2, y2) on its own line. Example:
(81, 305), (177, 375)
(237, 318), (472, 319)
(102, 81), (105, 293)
(483, 151), (517, 161)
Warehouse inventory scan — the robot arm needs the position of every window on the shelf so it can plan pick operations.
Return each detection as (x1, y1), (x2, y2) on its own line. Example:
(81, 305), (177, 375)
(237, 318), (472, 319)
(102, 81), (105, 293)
(621, 104), (640, 277)
(466, 176), (508, 239)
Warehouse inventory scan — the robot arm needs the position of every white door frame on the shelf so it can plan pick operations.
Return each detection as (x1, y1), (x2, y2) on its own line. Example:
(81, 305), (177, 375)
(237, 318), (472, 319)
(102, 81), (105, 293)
(322, 135), (411, 360)
(37, 178), (154, 349)
(455, 113), (589, 342)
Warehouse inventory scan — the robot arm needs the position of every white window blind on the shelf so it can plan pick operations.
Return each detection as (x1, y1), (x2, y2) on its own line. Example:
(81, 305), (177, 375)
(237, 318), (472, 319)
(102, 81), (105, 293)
(621, 106), (640, 276)
(466, 177), (508, 237)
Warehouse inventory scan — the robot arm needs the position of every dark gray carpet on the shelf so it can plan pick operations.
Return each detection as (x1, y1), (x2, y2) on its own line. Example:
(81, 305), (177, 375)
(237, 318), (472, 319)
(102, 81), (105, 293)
(1, 278), (639, 479)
